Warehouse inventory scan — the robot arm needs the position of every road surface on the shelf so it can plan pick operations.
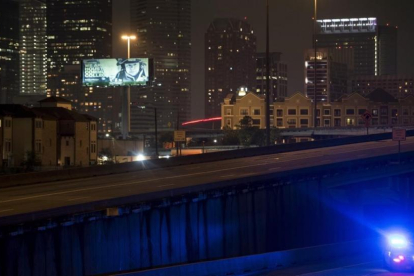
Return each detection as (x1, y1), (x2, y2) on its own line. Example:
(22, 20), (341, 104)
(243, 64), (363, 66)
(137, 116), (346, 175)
(1, 138), (414, 225)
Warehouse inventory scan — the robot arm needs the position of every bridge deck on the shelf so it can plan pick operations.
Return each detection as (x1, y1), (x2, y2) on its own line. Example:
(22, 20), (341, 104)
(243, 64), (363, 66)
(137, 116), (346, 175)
(1, 137), (414, 226)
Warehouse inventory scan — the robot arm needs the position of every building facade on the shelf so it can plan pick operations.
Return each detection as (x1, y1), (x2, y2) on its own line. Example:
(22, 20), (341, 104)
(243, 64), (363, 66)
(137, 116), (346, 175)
(46, 0), (114, 134)
(205, 18), (256, 118)
(316, 18), (398, 77)
(0, 99), (98, 168)
(130, 0), (191, 132)
(305, 48), (348, 102)
(351, 75), (414, 99)
(222, 90), (414, 129)
(0, 0), (20, 104)
(19, 0), (47, 95)
(256, 52), (288, 102)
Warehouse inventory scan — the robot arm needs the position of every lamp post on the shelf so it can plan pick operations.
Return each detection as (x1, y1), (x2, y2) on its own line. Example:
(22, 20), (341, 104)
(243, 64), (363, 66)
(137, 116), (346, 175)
(121, 35), (137, 140)
(265, 0), (271, 146)
(313, 0), (318, 129)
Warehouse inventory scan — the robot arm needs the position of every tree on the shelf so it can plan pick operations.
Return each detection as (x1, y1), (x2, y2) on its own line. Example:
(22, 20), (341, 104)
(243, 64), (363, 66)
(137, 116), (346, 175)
(22, 151), (41, 172)
(251, 129), (266, 146)
(238, 116), (253, 129)
(270, 127), (282, 144)
(237, 116), (257, 147)
(222, 126), (240, 145)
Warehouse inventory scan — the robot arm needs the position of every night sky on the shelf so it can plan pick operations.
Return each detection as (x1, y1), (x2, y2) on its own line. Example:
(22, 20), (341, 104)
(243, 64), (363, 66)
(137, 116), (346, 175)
(113, 0), (414, 119)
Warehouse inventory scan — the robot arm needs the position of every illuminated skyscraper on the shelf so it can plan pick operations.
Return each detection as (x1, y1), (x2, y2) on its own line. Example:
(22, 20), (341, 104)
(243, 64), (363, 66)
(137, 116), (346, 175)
(315, 18), (398, 77)
(19, 0), (47, 95)
(304, 48), (348, 102)
(130, 0), (191, 132)
(205, 18), (256, 118)
(46, 0), (114, 133)
(256, 52), (288, 102)
(0, 0), (19, 104)
(46, 0), (112, 75)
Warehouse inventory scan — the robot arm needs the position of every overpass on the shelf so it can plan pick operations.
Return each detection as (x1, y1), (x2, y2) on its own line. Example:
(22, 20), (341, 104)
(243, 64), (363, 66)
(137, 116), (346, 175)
(1, 135), (414, 275)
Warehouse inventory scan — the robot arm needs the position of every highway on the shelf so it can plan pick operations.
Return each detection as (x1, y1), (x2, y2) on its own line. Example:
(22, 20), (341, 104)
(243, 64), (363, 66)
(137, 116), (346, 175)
(1, 137), (414, 225)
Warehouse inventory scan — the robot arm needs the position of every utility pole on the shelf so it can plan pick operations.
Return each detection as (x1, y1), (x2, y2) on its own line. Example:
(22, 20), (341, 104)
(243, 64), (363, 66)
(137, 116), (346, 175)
(313, 0), (318, 129)
(176, 110), (179, 156)
(265, 0), (271, 146)
(154, 107), (158, 157)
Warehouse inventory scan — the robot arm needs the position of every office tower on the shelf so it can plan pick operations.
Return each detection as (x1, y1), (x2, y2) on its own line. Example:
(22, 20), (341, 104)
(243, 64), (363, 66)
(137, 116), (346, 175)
(130, 0), (191, 132)
(46, 0), (113, 133)
(19, 0), (47, 95)
(0, 0), (19, 104)
(205, 18), (256, 118)
(378, 25), (398, 75)
(351, 75), (414, 99)
(256, 52), (288, 102)
(304, 48), (348, 102)
(316, 18), (377, 76)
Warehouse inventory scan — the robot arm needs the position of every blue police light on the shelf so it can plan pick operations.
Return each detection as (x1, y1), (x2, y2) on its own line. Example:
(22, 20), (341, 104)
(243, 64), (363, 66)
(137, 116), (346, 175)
(389, 234), (409, 248)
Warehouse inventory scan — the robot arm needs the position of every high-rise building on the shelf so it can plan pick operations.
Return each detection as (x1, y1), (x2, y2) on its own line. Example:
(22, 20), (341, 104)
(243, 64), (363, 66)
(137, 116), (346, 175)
(316, 18), (398, 77)
(46, 0), (112, 74)
(205, 18), (256, 118)
(378, 25), (398, 75)
(351, 75), (414, 99)
(0, 0), (19, 104)
(256, 52), (288, 102)
(304, 48), (348, 102)
(19, 0), (47, 95)
(46, 0), (113, 133)
(130, 0), (191, 132)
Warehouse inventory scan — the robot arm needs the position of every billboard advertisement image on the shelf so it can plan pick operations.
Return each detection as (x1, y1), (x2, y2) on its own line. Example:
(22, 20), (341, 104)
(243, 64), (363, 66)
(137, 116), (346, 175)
(82, 58), (150, 87)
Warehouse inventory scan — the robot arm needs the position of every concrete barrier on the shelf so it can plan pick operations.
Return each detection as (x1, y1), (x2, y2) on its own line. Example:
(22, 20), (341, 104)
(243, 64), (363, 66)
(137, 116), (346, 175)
(114, 239), (380, 276)
(0, 130), (412, 188)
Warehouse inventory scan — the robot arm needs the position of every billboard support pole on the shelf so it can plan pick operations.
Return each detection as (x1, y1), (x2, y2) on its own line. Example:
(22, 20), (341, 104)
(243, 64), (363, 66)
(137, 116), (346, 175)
(121, 35), (135, 140)
(121, 86), (130, 139)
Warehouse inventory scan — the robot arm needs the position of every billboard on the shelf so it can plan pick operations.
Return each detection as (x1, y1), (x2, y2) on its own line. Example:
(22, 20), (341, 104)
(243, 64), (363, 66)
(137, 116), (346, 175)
(82, 58), (151, 87)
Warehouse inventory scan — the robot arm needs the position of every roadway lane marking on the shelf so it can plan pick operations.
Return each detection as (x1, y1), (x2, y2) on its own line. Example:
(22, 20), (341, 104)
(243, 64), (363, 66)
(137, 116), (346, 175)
(268, 167), (281, 171)
(2, 139), (414, 205)
(67, 196), (89, 202)
(0, 162), (283, 204)
(157, 184), (175, 188)
(0, 209), (14, 213)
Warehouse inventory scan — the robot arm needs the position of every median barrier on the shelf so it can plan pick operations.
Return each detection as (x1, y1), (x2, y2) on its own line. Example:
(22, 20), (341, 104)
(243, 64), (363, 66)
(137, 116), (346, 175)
(0, 130), (411, 188)
(113, 239), (380, 276)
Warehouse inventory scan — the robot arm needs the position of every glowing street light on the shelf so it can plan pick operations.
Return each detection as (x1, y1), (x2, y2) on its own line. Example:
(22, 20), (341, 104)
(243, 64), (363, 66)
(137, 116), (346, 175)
(121, 35), (137, 59)
(120, 34), (137, 140)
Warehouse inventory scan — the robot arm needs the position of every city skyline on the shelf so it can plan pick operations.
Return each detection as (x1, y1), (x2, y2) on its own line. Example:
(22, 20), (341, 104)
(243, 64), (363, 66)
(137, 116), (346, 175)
(113, 0), (414, 119)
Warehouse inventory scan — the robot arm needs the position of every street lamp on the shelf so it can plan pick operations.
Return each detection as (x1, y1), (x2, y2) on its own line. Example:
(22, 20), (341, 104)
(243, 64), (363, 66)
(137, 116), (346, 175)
(121, 35), (136, 59)
(120, 35), (137, 140)
(313, 0), (318, 129)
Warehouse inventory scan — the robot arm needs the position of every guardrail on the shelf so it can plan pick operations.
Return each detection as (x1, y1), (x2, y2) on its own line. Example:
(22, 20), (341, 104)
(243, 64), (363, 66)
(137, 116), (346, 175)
(0, 130), (413, 188)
